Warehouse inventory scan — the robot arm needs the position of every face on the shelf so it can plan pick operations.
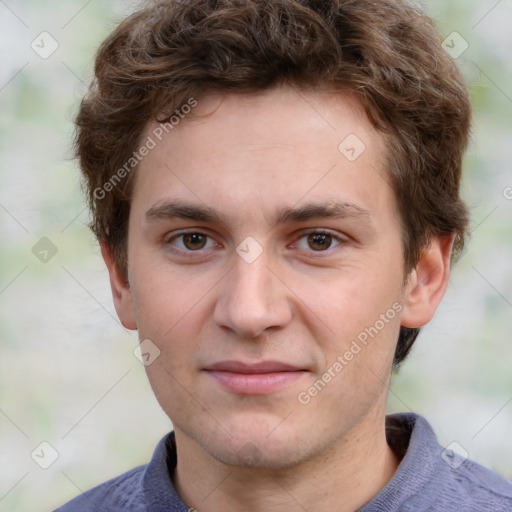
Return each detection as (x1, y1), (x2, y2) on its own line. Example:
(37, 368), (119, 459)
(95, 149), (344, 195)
(108, 85), (449, 469)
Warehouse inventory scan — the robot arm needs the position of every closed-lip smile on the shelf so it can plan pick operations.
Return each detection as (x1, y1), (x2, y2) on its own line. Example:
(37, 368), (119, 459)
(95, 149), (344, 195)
(203, 360), (308, 394)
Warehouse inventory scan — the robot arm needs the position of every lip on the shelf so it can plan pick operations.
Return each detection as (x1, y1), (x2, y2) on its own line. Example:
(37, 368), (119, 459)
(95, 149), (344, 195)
(203, 360), (308, 394)
(205, 360), (304, 373)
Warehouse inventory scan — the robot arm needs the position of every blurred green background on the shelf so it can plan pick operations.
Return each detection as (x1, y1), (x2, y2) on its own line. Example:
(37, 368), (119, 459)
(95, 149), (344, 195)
(0, 0), (511, 510)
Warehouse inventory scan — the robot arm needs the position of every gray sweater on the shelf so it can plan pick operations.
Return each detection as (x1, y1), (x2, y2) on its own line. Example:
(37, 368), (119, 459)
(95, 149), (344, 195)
(54, 412), (512, 511)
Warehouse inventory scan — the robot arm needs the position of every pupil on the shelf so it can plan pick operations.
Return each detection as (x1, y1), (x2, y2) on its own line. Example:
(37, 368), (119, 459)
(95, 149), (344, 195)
(184, 233), (206, 250)
(308, 233), (331, 251)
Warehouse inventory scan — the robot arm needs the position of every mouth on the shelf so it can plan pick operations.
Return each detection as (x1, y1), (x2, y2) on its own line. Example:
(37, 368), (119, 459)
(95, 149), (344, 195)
(203, 360), (308, 395)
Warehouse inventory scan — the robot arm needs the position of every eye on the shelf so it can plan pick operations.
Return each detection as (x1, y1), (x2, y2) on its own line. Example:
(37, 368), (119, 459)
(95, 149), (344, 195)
(295, 230), (343, 252)
(166, 231), (217, 252)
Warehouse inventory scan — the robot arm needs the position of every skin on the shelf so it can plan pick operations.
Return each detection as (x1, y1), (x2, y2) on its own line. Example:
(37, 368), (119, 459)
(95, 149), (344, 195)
(102, 85), (454, 511)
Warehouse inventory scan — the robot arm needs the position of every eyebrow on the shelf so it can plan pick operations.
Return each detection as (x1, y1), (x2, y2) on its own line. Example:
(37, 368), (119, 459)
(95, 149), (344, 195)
(145, 199), (372, 227)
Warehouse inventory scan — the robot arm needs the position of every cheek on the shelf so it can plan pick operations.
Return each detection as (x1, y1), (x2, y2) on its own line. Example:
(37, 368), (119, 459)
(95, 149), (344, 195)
(294, 268), (402, 343)
(129, 256), (210, 331)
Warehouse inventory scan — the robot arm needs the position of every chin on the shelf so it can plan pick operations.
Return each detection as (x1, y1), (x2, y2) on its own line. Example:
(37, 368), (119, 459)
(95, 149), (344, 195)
(199, 416), (316, 470)
(212, 439), (311, 470)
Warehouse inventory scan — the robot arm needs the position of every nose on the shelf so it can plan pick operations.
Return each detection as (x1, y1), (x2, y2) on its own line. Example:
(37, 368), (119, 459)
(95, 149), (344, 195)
(213, 251), (293, 338)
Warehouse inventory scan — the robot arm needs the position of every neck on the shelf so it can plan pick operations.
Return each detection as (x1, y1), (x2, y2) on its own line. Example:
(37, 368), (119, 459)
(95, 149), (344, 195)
(171, 412), (400, 512)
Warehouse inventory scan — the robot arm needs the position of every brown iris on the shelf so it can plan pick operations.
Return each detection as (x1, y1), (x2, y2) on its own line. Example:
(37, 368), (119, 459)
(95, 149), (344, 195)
(182, 233), (208, 250)
(307, 233), (332, 251)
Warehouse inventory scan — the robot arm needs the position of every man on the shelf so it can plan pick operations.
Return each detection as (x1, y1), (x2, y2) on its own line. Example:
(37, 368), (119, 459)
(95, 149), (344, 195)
(56, 0), (512, 510)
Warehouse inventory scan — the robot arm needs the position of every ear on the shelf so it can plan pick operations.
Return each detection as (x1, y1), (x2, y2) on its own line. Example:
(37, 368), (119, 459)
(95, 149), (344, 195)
(100, 242), (137, 330)
(400, 234), (455, 328)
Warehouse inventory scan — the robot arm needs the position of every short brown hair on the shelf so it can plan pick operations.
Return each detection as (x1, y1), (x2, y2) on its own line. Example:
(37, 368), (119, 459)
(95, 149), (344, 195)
(75, 0), (472, 367)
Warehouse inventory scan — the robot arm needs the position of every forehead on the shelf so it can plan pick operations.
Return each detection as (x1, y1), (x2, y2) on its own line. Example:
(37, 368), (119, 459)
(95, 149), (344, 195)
(132, 86), (394, 227)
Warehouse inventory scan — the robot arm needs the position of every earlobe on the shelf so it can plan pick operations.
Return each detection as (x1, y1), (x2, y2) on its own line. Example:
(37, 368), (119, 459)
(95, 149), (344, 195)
(100, 242), (138, 330)
(400, 234), (455, 329)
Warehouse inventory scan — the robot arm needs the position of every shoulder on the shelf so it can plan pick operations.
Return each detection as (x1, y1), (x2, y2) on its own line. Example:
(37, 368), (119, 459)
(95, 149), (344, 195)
(366, 412), (512, 512)
(53, 431), (183, 512)
(440, 455), (512, 511)
(53, 464), (148, 512)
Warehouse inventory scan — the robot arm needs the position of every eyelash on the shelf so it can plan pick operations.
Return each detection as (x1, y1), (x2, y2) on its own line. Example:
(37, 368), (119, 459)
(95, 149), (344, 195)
(293, 229), (344, 253)
(164, 229), (346, 256)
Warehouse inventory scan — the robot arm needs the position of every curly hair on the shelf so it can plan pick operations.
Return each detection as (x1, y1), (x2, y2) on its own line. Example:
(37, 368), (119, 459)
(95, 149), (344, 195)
(75, 0), (472, 367)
